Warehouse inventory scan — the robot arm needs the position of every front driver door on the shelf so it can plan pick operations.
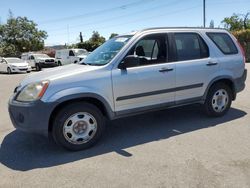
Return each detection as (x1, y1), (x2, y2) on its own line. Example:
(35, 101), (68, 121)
(112, 33), (176, 115)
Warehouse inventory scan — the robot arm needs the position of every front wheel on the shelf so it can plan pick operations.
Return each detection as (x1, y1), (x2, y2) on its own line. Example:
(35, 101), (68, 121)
(52, 102), (106, 151)
(7, 67), (12, 74)
(35, 64), (41, 71)
(204, 83), (232, 117)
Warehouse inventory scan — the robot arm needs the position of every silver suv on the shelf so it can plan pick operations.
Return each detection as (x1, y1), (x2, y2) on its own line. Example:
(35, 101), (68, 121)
(9, 28), (247, 150)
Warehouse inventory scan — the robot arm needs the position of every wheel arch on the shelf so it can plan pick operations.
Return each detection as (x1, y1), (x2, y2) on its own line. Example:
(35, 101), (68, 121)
(203, 76), (236, 101)
(48, 94), (115, 133)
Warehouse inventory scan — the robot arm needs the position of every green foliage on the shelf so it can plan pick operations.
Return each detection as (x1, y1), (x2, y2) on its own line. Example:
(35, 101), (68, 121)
(109, 33), (118, 39)
(232, 29), (250, 61)
(76, 31), (106, 51)
(209, 20), (214, 28)
(0, 14), (47, 57)
(222, 13), (250, 31)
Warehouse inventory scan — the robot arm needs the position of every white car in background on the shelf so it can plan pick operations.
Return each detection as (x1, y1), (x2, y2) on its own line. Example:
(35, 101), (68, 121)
(55, 49), (89, 66)
(0, 57), (31, 74)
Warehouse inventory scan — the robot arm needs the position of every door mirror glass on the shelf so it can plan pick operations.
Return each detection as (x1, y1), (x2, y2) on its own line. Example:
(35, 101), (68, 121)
(118, 55), (140, 69)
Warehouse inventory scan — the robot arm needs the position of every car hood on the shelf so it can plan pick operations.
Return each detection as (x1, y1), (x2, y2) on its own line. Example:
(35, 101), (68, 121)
(77, 55), (87, 58)
(9, 62), (29, 67)
(21, 64), (99, 86)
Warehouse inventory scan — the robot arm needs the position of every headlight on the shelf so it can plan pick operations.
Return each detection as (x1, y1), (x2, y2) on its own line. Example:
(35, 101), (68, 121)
(16, 81), (49, 102)
(39, 60), (45, 63)
(11, 65), (16, 68)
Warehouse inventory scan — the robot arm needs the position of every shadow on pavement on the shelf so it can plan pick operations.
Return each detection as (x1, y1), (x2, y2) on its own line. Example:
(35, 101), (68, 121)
(0, 105), (247, 171)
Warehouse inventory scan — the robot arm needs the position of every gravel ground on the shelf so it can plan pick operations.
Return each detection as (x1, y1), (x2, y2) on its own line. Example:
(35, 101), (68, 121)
(0, 65), (249, 188)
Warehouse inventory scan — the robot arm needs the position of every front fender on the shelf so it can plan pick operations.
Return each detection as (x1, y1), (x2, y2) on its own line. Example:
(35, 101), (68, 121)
(43, 87), (115, 119)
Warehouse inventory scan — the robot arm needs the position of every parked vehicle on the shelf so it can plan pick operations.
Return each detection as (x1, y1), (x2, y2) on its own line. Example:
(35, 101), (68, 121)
(9, 28), (247, 151)
(0, 57), (31, 74)
(55, 49), (89, 66)
(21, 53), (57, 71)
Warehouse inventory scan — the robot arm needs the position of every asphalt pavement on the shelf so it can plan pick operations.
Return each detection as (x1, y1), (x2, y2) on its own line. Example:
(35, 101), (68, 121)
(0, 65), (250, 188)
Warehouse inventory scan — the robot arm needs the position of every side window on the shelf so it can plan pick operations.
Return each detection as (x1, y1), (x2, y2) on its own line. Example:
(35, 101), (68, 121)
(206, 32), (238, 54)
(69, 50), (75, 56)
(30, 55), (35, 60)
(126, 34), (167, 67)
(174, 33), (209, 61)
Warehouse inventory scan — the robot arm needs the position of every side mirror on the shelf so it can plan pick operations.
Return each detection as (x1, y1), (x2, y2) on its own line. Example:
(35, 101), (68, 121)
(118, 55), (139, 69)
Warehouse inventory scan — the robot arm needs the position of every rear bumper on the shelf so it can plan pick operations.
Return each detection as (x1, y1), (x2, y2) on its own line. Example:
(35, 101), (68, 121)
(235, 69), (247, 93)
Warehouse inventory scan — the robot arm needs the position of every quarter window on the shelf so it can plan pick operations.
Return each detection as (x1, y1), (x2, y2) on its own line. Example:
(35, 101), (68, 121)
(206, 32), (238, 54)
(174, 33), (209, 61)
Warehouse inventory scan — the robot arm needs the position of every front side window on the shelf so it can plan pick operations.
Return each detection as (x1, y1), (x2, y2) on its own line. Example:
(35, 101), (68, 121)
(174, 33), (209, 61)
(206, 32), (238, 54)
(125, 34), (167, 67)
(80, 36), (131, 66)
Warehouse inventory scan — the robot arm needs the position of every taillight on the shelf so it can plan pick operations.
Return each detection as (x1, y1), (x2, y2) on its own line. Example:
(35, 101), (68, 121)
(237, 41), (246, 64)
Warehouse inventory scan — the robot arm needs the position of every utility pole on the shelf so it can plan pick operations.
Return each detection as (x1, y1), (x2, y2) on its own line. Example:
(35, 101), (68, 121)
(203, 0), (206, 27)
(67, 24), (70, 46)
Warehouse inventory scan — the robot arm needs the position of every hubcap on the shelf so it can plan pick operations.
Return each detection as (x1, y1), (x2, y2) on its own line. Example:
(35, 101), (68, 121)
(211, 89), (229, 113)
(63, 112), (97, 144)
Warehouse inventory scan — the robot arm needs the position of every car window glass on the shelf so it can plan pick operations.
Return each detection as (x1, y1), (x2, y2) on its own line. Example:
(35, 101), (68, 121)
(174, 33), (209, 61)
(69, 50), (75, 56)
(30, 56), (34, 60)
(206, 32), (238, 54)
(126, 34), (167, 67)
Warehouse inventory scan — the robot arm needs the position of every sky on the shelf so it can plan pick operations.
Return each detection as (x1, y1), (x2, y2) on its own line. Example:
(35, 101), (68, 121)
(0, 0), (249, 46)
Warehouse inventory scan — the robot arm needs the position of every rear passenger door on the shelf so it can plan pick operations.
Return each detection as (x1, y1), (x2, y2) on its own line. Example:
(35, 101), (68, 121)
(171, 32), (218, 103)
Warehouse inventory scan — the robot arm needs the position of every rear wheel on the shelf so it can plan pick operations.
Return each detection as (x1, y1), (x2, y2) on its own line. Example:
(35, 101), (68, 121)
(52, 102), (106, 151)
(204, 83), (232, 117)
(7, 67), (11, 74)
(58, 61), (62, 66)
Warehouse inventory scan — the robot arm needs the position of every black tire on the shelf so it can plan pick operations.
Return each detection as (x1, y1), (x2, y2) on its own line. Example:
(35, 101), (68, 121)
(7, 67), (11, 74)
(35, 64), (41, 71)
(74, 61), (78, 64)
(58, 61), (62, 66)
(52, 102), (106, 151)
(204, 83), (232, 117)
(27, 71), (31, 73)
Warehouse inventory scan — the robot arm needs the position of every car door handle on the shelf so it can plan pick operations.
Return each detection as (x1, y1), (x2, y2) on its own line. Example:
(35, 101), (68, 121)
(206, 62), (218, 66)
(159, 67), (174, 72)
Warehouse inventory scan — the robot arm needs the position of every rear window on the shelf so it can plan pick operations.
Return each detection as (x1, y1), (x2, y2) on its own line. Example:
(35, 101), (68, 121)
(206, 32), (238, 55)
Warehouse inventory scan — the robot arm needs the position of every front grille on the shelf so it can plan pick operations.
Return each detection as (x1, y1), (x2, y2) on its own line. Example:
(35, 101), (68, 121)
(45, 59), (55, 63)
(19, 68), (28, 71)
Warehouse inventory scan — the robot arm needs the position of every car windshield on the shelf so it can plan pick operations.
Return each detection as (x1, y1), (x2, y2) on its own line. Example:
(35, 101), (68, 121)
(6, 58), (25, 64)
(79, 36), (131, 66)
(33, 54), (50, 58)
(74, 49), (88, 56)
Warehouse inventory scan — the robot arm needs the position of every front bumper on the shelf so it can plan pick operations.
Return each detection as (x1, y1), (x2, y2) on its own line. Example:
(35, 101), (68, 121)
(8, 96), (56, 136)
(39, 62), (58, 68)
(11, 67), (31, 73)
(235, 69), (247, 93)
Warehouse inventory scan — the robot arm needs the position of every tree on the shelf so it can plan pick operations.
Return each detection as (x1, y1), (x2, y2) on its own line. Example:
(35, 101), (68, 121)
(77, 31), (106, 51)
(89, 31), (105, 43)
(109, 33), (118, 39)
(209, 20), (214, 28)
(222, 12), (250, 31)
(79, 32), (83, 43)
(0, 12), (47, 57)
